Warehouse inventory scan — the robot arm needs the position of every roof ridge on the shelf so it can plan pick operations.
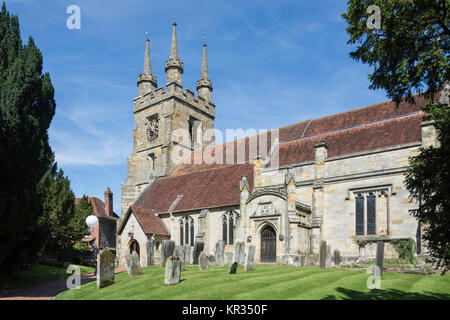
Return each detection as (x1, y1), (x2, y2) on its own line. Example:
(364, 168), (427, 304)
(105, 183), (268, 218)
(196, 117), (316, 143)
(280, 111), (424, 146)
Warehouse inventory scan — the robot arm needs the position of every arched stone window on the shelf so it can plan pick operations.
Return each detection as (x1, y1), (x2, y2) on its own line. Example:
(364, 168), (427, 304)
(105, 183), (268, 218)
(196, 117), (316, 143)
(222, 211), (236, 245)
(179, 216), (194, 246)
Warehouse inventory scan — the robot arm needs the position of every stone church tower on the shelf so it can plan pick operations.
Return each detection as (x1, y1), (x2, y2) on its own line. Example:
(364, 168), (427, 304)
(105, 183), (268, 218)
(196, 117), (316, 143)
(121, 23), (216, 215)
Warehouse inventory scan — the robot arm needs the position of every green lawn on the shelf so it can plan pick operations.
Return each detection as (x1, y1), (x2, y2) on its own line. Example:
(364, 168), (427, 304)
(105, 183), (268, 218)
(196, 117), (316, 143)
(55, 265), (450, 300)
(0, 264), (94, 291)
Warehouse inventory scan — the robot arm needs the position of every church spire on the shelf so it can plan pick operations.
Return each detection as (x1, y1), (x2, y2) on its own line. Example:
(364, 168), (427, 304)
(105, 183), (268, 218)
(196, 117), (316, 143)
(170, 22), (179, 60)
(143, 37), (152, 75)
(196, 42), (213, 101)
(138, 35), (157, 95)
(165, 22), (183, 85)
(200, 43), (209, 80)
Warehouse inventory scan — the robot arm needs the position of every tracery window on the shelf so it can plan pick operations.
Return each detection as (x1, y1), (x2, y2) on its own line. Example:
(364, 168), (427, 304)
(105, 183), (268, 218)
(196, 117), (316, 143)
(222, 211), (236, 245)
(179, 216), (194, 246)
(353, 189), (389, 236)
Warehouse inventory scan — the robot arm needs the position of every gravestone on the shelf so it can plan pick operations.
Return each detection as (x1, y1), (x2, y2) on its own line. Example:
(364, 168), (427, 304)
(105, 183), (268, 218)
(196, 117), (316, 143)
(199, 251), (209, 270)
(233, 242), (245, 265)
(229, 261), (238, 274)
(183, 245), (191, 266)
(161, 240), (175, 267)
(293, 255), (300, 268)
(375, 241), (385, 277)
(244, 245), (255, 271)
(319, 240), (327, 269)
(225, 252), (233, 266)
(215, 240), (225, 266)
(326, 245), (332, 268)
(333, 249), (341, 266)
(193, 241), (204, 264)
(146, 240), (154, 266)
(164, 256), (181, 285)
(97, 249), (114, 289)
(174, 245), (185, 271)
(208, 255), (216, 267)
(129, 250), (141, 276)
(125, 251), (132, 275)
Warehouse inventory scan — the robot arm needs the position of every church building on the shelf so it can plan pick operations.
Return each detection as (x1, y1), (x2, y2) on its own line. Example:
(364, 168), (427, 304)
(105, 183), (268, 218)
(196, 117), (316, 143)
(116, 23), (443, 267)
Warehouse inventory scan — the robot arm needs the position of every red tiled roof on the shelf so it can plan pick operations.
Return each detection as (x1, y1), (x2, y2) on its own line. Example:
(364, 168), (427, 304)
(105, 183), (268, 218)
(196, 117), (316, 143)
(136, 164), (254, 214)
(301, 95), (428, 138)
(278, 113), (423, 166)
(74, 197), (119, 220)
(175, 96), (428, 174)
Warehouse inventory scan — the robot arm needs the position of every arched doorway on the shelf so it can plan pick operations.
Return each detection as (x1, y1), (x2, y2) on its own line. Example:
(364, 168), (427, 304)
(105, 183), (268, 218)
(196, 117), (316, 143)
(129, 240), (140, 257)
(261, 225), (276, 262)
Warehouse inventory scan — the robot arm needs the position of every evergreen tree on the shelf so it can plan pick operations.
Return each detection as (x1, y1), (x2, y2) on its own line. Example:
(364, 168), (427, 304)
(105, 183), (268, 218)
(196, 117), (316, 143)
(72, 195), (93, 242)
(0, 3), (56, 271)
(38, 162), (76, 252)
(343, 0), (449, 273)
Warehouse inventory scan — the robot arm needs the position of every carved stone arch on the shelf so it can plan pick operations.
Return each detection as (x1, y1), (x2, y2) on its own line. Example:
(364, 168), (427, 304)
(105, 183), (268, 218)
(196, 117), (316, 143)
(246, 188), (287, 205)
(256, 220), (278, 234)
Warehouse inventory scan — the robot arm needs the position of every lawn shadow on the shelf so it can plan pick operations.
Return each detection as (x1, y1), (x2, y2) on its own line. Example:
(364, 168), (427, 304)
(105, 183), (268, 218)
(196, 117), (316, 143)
(322, 287), (450, 300)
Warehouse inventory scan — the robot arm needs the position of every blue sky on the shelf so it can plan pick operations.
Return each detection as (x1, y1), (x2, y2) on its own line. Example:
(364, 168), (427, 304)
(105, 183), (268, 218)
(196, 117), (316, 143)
(5, 0), (388, 215)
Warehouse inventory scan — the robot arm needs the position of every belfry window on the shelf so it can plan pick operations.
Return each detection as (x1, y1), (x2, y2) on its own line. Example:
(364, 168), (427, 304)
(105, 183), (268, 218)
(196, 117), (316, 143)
(148, 153), (156, 171)
(180, 216), (194, 246)
(222, 211), (235, 245)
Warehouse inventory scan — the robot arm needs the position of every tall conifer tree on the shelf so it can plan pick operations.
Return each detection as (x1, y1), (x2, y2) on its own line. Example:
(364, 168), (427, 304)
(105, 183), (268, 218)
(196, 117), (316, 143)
(0, 2), (56, 271)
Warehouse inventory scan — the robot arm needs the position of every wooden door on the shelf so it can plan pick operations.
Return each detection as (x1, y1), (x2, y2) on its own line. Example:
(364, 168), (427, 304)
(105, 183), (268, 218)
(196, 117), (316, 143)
(261, 226), (276, 262)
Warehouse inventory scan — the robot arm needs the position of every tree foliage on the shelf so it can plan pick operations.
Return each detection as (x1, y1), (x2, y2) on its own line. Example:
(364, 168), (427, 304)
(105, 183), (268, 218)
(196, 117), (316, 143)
(38, 162), (77, 251)
(342, 0), (449, 103)
(343, 0), (449, 273)
(0, 2), (56, 271)
(73, 195), (93, 241)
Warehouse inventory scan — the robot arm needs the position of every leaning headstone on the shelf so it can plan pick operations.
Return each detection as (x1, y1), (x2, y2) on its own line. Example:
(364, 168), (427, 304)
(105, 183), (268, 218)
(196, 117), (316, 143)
(129, 250), (141, 276)
(319, 240), (327, 269)
(326, 245), (332, 268)
(208, 255), (216, 267)
(164, 256), (181, 285)
(199, 251), (209, 270)
(174, 246), (185, 271)
(244, 245), (255, 271)
(229, 261), (238, 274)
(97, 249), (114, 289)
(214, 240), (225, 266)
(193, 241), (205, 264)
(160, 240), (175, 267)
(333, 249), (341, 267)
(146, 240), (154, 266)
(225, 252), (233, 266)
(375, 241), (385, 277)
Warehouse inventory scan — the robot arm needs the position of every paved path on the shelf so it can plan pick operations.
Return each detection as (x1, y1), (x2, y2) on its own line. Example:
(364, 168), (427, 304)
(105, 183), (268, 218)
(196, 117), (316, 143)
(0, 267), (126, 300)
